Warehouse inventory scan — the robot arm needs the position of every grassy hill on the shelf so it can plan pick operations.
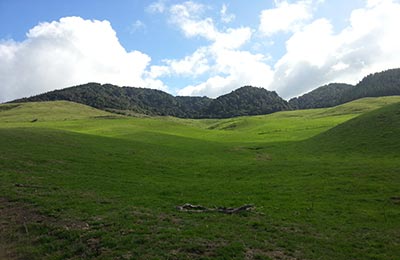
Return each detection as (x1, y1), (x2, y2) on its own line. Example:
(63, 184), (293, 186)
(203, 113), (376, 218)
(0, 101), (116, 122)
(1, 97), (400, 259)
(306, 101), (400, 155)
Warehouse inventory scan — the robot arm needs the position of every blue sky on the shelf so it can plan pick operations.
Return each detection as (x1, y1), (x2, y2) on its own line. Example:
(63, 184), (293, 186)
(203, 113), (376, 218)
(1, 0), (400, 102)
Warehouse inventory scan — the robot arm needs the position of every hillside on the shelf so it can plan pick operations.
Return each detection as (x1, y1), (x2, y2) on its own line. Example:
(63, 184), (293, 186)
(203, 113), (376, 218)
(203, 86), (290, 118)
(1, 97), (400, 259)
(343, 68), (400, 102)
(9, 68), (400, 118)
(11, 83), (208, 118)
(288, 83), (353, 109)
(290, 68), (400, 109)
(0, 101), (115, 122)
(11, 84), (288, 118)
(307, 101), (400, 154)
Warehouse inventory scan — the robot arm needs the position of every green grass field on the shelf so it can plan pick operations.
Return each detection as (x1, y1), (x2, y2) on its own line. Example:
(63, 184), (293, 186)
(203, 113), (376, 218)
(1, 97), (400, 259)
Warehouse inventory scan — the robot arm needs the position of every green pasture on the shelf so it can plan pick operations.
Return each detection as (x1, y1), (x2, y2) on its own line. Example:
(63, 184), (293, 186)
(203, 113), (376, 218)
(0, 97), (399, 259)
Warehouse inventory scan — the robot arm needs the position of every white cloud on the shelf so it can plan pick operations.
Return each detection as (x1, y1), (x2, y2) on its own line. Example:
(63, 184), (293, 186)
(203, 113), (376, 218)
(331, 62), (350, 72)
(178, 50), (273, 97)
(163, 1), (273, 97)
(166, 47), (210, 76)
(151, 26), (254, 93)
(276, 18), (336, 69)
(271, 0), (400, 98)
(130, 20), (146, 33)
(367, 0), (388, 7)
(147, 0), (167, 13)
(220, 4), (235, 23)
(213, 27), (252, 51)
(169, 1), (218, 40)
(174, 0), (400, 99)
(259, 0), (313, 36)
(178, 75), (230, 97)
(4, 1), (399, 102)
(0, 16), (165, 102)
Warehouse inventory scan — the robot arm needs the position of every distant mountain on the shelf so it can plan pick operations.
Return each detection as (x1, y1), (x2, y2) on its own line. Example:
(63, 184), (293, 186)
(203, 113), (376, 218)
(12, 84), (289, 118)
(289, 83), (353, 110)
(290, 68), (400, 110)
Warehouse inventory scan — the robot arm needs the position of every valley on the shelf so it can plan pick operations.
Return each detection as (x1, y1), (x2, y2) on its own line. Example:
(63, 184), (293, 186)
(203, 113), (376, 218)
(1, 97), (399, 259)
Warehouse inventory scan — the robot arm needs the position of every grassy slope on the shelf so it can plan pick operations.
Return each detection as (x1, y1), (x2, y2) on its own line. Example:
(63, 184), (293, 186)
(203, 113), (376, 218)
(307, 101), (400, 154)
(0, 101), (117, 122)
(0, 97), (399, 259)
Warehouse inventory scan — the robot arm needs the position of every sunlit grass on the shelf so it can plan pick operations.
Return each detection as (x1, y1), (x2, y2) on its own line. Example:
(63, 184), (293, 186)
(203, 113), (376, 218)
(0, 97), (399, 259)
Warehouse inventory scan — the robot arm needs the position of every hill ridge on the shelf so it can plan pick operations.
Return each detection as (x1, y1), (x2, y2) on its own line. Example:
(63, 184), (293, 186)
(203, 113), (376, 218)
(289, 68), (400, 109)
(12, 84), (289, 119)
(10, 68), (400, 118)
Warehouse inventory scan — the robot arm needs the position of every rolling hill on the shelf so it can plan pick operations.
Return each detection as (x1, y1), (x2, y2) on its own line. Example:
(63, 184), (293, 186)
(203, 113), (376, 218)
(307, 101), (400, 155)
(0, 100), (116, 122)
(1, 97), (399, 259)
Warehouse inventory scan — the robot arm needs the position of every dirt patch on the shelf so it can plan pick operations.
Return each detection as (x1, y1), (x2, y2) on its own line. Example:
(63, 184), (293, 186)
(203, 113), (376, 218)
(0, 244), (16, 260)
(0, 197), (90, 231)
(0, 198), (54, 259)
(0, 198), (54, 231)
(0, 197), (93, 259)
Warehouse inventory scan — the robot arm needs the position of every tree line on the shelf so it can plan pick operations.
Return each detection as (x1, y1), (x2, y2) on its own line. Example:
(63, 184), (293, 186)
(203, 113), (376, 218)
(11, 68), (400, 118)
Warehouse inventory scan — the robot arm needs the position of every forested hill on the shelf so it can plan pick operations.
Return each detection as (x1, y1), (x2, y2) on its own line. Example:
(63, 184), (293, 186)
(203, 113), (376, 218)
(11, 68), (400, 117)
(12, 83), (211, 118)
(289, 68), (400, 109)
(12, 84), (289, 118)
(204, 86), (290, 118)
(343, 68), (400, 102)
(289, 83), (353, 110)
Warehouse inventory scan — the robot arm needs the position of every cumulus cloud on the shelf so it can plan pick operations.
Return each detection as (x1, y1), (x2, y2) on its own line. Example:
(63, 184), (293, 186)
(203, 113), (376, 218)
(169, 1), (218, 40)
(272, 0), (400, 98)
(170, 25), (273, 97)
(151, 25), (255, 84)
(220, 4), (235, 24)
(259, 0), (314, 36)
(166, 47), (210, 76)
(160, 1), (273, 97)
(3, 1), (400, 102)
(178, 50), (273, 97)
(172, 0), (400, 98)
(0, 16), (164, 102)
